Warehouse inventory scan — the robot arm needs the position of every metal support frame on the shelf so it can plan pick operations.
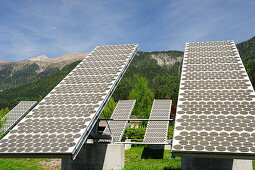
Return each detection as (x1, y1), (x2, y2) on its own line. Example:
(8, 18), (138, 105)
(99, 119), (174, 121)
(116, 142), (172, 145)
(101, 111), (114, 143)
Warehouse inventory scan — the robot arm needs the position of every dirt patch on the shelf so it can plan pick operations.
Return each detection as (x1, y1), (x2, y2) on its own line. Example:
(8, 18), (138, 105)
(39, 159), (61, 170)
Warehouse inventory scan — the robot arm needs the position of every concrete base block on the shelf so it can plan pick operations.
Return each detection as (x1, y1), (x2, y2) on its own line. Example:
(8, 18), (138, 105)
(181, 157), (233, 170)
(62, 143), (125, 170)
(232, 159), (252, 170)
(164, 140), (171, 150)
(181, 157), (253, 170)
(125, 139), (131, 150)
(164, 144), (171, 150)
(86, 139), (93, 143)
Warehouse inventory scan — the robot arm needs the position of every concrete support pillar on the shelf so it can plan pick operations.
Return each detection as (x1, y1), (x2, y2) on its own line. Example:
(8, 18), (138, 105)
(181, 157), (233, 170)
(62, 143), (125, 170)
(164, 140), (171, 150)
(86, 139), (94, 143)
(232, 159), (252, 170)
(181, 157), (253, 170)
(125, 139), (131, 150)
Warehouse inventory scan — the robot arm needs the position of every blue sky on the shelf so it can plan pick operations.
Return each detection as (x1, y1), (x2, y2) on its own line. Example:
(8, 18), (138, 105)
(0, 0), (255, 61)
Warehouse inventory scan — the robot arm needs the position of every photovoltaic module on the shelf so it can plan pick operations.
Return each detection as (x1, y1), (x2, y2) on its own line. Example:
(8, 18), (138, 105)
(143, 99), (172, 143)
(103, 100), (135, 142)
(172, 41), (255, 159)
(1, 101), (37, 134)
(0, 44), (138, 159)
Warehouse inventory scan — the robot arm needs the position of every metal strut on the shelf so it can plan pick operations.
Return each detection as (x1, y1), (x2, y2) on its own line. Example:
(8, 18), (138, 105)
(99, 118), (174, 121)
(102, 111), (114, 143)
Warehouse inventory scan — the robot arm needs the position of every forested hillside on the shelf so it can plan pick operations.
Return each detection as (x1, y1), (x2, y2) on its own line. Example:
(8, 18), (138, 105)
(0, 51), (183, 113)
(237, 36), (255, 86)
(113, 51), (182, 106)
(0, 62), (59, 91)
(0, 61), (81, 110)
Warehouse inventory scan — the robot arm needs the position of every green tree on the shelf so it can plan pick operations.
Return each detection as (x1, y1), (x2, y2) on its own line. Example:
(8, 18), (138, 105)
(102, 97), (117, 118)
(129, 75), (154, 118)
(0, 108), (8, 138)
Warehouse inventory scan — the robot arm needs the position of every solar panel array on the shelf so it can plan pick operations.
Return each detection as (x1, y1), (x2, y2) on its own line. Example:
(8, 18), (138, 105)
(144, 99), (172, 143)
(103, 100), (135, 142)
(0, 44), (138, 158)
(1, 101), (37, 133)
(172, 41), (255, 158)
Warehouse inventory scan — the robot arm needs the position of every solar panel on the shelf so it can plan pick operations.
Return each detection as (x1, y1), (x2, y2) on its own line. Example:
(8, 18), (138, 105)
(172, 41), (255, 159)
(143, 99), (172, 143)
(0, 44), (138, 159)
(103, 100), (135, 142)
(1, 101), (37, 134)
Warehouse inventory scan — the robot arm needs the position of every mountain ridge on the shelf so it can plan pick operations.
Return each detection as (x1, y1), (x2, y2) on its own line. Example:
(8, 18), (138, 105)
(0, 60), (9, 64)
(0, 35), (255, 110)
(0, 53), (89, 90)
(0, 51), (182, 90)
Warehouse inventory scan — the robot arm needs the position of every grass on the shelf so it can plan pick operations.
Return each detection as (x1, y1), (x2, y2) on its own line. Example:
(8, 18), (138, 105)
(0, 158), (61, 169)
(0, 148), (253, 169)
(0, 146), (181, 170)
(124, 146), (181, 170)
(0, 158), (45, 169)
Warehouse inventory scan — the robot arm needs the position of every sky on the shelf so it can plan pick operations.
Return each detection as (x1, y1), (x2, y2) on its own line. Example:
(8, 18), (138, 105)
(0, 0), (255, 61)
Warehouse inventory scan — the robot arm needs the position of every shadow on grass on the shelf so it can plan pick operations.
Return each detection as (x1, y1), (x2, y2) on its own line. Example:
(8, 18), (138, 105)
(141, 145), (164, 159)
(163, 167), (181, 170)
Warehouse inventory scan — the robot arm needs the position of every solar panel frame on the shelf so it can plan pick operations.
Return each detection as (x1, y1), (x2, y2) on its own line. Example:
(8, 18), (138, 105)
(0, 44), (138, 159)
(172, 41), (255, 159)
(1, 101), (37, 135)
(143, 99), (172, 143)
(102, 100), (135, 142)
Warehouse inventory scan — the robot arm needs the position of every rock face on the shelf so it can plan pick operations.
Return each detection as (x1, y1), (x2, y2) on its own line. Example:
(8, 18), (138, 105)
(150, 51), (183, 66)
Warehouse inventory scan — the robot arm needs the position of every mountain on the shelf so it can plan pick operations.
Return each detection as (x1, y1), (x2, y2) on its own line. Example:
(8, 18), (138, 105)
(1, 35), (255, 111)
(236, 36), (255, 86)
(0, 53), (88, 90)
(0, 50), (183, 110)
(0, 61), (81, 110)
(27, 53), (88, 63)
(113, 51), (183, 104)
(0, 60), (9, 64)
(28, 54), (48, 61)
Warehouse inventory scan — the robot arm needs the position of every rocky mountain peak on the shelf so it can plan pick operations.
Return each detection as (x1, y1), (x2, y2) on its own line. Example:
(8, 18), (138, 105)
(28, 54), (48, 62)
(0, 60), (9, 64)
